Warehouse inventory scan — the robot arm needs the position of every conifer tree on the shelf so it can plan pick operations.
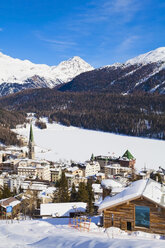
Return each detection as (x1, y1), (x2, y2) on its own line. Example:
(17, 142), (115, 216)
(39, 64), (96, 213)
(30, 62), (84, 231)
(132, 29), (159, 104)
(70, 183), (77, 202)
(2, 185), (12, 199)
(77, 182), (88, 202)
(86, 179), (94, 214)
(58, 171), (69, 202)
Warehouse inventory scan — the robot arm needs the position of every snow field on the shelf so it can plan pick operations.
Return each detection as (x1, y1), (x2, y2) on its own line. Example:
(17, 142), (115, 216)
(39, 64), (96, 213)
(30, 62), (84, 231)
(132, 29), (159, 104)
(15, 121), (165, 171)
(0, 218), (164, 248)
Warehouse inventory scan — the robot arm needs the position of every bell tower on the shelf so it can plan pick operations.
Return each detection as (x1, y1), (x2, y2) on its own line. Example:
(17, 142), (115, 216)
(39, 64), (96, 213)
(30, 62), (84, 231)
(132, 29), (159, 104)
(28, 123), (35, 159)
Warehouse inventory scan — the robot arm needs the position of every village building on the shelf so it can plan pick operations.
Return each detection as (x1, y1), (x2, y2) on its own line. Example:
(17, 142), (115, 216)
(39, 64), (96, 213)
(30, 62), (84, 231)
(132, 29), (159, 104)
(74, 176), (87, 186)
(92, 183), (103, 202)
(118, 150), (136, 169)
(65, 173), (75, 188)
(66, 166), (83, 177)
(79, 161), (100, 177)
(155, 167), (165, 183)
(104, 163), (131, 178)
(94, 155), (118, 173)
(38, 187), (56, 204)
(0, 160), (15, 174)
(0, 151), (4, 163)
(99, 179), (165, 235)
(50, 168), (62, 182)
(21, 179), (50, 192)
(0, 197), (21, 218)
(138, 168), (153, 180)
(101, 179), (125, 199)
(0, 173), (25, 193)
(17, 159), (51, 181)
(95, 172), (105, 182)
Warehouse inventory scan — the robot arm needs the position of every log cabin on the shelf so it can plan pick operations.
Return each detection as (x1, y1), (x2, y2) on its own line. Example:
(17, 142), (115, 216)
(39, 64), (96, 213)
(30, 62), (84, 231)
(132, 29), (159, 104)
(99, 179), (165, 235)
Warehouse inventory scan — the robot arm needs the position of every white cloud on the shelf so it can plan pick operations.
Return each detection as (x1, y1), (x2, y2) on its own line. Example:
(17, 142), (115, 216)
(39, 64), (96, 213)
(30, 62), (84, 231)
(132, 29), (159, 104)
(41, 38), (76, 46)
(35, 32), (77, 53)
(83, 0), (141, 23)
(119, 35), (140, 51)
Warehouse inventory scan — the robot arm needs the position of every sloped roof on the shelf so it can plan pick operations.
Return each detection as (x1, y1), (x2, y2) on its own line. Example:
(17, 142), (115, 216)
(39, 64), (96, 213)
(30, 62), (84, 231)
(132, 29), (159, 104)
(99, 179), (165, 211)
(40, 202), (87, 216)
(122, 150), (134, 160)
(0, 197), (21, 208)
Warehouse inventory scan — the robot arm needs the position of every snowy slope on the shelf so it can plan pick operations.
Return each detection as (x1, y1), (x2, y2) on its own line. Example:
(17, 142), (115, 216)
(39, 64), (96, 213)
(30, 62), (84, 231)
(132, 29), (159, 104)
(0, 52), (93, 95)
(14, 121), (165, 171)
(126, 47), (165, 65)
(0, 219), (164, 248)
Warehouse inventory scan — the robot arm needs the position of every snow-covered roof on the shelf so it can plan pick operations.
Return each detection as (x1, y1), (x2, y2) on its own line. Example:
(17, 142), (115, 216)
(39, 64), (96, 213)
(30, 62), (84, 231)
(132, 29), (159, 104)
(92, 184), (103, 193)
(40, 202), (87, 216)
(101, 179), (123, 189)
(67, 166), (79, 172)
(0, 197), (21, 208)
(99, 179), (165, 211)
(111, 187), (125, 194)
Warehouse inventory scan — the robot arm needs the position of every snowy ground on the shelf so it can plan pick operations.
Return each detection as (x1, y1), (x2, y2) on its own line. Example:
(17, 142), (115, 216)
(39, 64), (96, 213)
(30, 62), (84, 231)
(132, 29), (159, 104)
(0, 218), (164, 248)
(14, 121), (165, 171)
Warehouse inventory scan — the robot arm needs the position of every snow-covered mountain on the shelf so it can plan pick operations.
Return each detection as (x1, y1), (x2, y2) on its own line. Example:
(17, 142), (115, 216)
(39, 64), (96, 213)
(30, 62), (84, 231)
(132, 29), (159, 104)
(0, 53), (93, 96)
(126, 47), (165, 65)
(59, 47), (165, 94)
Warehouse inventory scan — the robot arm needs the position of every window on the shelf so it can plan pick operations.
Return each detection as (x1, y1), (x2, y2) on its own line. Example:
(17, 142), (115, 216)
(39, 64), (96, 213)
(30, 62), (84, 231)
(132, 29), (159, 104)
(135, 206), (150, 228)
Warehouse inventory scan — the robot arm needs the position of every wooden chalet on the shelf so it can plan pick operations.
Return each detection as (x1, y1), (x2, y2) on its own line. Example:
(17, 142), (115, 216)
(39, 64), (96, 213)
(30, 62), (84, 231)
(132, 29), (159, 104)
(99, 179), (165, 235)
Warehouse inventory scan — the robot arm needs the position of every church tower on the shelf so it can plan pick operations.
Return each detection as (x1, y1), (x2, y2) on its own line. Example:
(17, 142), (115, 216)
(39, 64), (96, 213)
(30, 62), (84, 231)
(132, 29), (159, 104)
(28, 123), (35, 159)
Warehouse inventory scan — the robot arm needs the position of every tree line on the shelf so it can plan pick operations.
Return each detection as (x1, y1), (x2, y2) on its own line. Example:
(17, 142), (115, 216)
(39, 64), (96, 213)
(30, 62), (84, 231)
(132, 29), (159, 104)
(0, 89), (165, 140)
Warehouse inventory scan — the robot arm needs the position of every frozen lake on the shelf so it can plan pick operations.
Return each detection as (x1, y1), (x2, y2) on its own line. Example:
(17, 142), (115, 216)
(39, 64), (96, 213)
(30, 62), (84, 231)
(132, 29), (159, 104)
(15, 122), (165, 171)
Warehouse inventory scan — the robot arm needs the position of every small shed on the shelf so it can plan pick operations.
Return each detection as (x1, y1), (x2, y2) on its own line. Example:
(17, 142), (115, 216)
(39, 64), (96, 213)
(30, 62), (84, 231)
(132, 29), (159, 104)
(99, 179), (165, 235)
(0, 197), (21, 218)
(40, 202), (87, 218)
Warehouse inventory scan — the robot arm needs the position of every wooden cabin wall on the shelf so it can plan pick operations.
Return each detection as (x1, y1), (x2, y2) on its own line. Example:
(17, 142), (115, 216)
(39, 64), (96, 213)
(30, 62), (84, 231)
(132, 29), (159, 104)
(103, 197), (165, 235)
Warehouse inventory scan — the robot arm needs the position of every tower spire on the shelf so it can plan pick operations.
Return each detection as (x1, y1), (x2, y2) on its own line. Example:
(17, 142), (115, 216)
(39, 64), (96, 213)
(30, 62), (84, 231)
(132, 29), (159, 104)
(28, 122), (35, 159)
(29, 122), (34, 143)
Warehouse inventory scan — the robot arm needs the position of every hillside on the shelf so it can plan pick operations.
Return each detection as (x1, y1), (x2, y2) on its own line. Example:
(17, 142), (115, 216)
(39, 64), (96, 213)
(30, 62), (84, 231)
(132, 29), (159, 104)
(58, 47), (165, 94)
(0, 108), (26, 146)
(0, 89), (165, 140)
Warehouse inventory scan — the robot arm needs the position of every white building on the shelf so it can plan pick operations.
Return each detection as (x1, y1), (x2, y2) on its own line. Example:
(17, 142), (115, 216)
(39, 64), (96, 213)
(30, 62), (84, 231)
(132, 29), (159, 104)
(104, 163), (131, 178)
(17, 159), (51, 181)
(40, 202), (87, 218)
(81, 161), (100, 177)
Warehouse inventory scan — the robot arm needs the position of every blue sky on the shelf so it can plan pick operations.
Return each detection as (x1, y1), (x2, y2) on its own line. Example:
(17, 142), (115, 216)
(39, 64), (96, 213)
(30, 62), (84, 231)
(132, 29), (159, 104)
(0, 0), (165, 67)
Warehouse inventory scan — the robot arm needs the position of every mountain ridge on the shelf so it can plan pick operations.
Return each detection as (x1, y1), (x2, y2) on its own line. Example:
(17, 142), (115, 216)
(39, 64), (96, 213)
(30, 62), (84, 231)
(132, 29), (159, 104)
(0, 53), (93, 96)
(0, 47), (165, 96)
(58, 47), (165, 94)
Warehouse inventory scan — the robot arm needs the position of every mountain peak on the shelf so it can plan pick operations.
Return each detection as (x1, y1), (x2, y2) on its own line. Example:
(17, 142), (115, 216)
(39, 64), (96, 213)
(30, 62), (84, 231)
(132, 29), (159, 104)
(0, 52), (93, 87)
(126, 47), (165, 65)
